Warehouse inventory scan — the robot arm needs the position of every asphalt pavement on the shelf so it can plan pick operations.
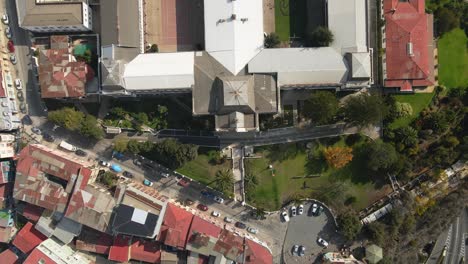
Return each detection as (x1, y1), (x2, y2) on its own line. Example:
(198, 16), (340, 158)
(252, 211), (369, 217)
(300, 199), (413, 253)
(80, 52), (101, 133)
(427, 208), (467, 264)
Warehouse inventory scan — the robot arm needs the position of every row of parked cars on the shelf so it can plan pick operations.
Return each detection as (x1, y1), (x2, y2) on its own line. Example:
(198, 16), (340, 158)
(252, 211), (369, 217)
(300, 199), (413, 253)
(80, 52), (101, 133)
(281, 203), (324, 222)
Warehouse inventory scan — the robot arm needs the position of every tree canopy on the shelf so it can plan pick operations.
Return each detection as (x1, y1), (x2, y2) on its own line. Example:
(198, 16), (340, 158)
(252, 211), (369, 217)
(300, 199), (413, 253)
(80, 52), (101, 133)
(215, 169), (235, 194)
(303, 91), (339, 125)
(305, 26), (334, 47)
(343, 93), (388, 127)
(48, 107), (103, 139)
(366, 141), (399, 172)
(337, 211), (362, 240)
(323, 146), (353, 169)
(264, 33), (280, 48)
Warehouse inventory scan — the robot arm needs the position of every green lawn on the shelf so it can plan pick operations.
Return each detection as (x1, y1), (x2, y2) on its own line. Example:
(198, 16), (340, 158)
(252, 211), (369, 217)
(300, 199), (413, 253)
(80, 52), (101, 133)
(244, 139), (391, 211)
(438, 28), (468, 89)
(274, 0), (308, 41)
(389, 93), (435, 129)
(176, 151), (231, 186)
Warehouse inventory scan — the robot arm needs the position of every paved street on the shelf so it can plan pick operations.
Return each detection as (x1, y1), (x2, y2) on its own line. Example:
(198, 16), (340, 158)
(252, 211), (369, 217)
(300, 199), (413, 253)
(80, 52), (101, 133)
(426, 208), (467, 264)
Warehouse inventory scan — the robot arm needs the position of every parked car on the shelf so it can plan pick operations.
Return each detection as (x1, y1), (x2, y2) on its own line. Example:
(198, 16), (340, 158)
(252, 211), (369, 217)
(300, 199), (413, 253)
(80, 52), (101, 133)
(5, 26), (11, 39)
(75, 149), (87, 157)
(235, 222), (246, 229)
(281, 211), (290, 222)
(178, 178), (190, 187)
(99, 160), (110, 167)
(197, 204), (208, 211)
(317, 237), (329, 247)
(31, 127), (41, 135)
(291, 206), (297, 217)
(211, 211), (220, 217)
(298, 204), (304, 215)
(122, 171), (133, 178)
(7, 40), (14, 52)
(10, 54), (17, 65)
(2, 14), (9, 25)
(22, 115), (32, 125)
(247, 227), (258, 234)
(19, 102), (26, 114)
(42, 133), (55, 142)
(201, 190), (214, 199)
(299, 246), (306, 256)
(184, 199), (194, 206)
(311, 203), (319, 216)
(143, 179), (153, 187)
(292, 245), (299, 256)
(317, 206), (324, 216)
(213, 196), (224, 204)
(160, 172), (170, 178)
(133, 159), (142, 166)
(16, 90), (23, 101)
(59, 141), (77, 151)
(224, 216), (233, 223)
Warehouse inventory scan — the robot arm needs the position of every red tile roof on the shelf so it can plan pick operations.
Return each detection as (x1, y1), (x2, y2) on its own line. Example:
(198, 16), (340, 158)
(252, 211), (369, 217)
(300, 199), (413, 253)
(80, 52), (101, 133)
(213, 229), (244, 261)
(75, 227), (113, 255)
(21, 203), (44, 222)
(12, 222), (47, 254)
(39, 47), (92, 98)
(0, 249), (19, 264)
(13, 144), (93, 212)
(159, 203), (193, 249)
(23, 248), (56, 264)
(108, 235), (131, 262)
(130, 238), (161, 263)
(244, 239), (272, 264)
(188, 216), (222, 239)
(384, 0), (434, 91)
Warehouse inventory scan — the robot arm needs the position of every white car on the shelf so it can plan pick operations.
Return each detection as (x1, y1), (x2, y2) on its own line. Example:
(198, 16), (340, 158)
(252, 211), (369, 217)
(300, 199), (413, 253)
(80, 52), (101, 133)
(15, 79), (22, 90)
(291, 206), (296, 217)
(161, 172), (170, 178)
(2, 14), (9, 25)
(99, 160), (110, 167)
(211, 211), (220, 217)
(10, 54), (17, 65)
(311, 203), (319, 216)
(317, 237), (329, 247)
(292, 245), (299, 256)
(298, 204), (304, 215)
(213, 196), (224, 204)
(5, 26), (11, 39)
(281, 211), (290, 222)
(224, 216), (233, 223)
(247, 227), (258, 234)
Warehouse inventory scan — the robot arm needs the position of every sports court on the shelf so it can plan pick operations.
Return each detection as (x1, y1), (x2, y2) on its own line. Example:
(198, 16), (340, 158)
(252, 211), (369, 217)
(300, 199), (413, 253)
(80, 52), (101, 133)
(144, 0), (205, 52)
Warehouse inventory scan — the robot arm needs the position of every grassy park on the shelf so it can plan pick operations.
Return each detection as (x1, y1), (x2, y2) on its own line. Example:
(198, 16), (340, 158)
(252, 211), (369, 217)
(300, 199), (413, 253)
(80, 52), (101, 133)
(389, 93), (435, 129)
(274, 0), (310, 41)
(438, 28), (468, 89)
(244, 139), (391, 211)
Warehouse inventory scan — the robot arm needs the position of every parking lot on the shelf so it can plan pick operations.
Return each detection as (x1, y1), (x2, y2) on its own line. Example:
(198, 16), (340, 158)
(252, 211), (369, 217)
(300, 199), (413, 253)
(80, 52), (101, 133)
(282, 201), (344, 263)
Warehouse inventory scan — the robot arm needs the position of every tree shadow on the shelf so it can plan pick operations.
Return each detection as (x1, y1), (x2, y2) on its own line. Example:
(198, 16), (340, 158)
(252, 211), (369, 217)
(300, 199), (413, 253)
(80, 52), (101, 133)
(265, 142), (306, 162)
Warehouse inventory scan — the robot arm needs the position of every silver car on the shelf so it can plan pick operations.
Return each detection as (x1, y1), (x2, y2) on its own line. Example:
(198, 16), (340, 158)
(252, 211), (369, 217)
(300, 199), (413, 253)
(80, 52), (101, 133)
(247, 227), (258, 234)
(5, 26), (11, 39)
(10, 54), (17, 65)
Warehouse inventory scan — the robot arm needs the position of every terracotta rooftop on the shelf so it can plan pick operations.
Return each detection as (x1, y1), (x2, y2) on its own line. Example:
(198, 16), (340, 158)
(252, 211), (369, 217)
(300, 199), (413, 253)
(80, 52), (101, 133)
(159, 203), (193, 249)
(188, 216), (222, 239)
(19, 203), (44, 223)
(65, 184), (115, 232)
(213, 229), (244, 261)
(38, 37), (94, 98)
(130, 238), (161, 263)
(75, 227), (113, 255)
(13, 144), (94, 213)
(0, 249), (19, 264)
(384, 0), (434, 91)
(12, 222), (47, 254)
(23, 248), (56, 264)
(244, 239), (273, 264)
(108, 235), (131, 263)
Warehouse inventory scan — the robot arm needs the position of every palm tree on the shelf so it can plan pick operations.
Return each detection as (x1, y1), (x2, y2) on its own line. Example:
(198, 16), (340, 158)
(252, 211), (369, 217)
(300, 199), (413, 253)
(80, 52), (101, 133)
(396, 127), (418, 147)
(215, 169), (234, 193)
(244, 173), (258, 191)
(264, 33), (280, 48)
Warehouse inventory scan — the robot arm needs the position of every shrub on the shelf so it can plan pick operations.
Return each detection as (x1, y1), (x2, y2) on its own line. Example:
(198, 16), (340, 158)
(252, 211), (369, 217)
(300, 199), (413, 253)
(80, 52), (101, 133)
(323, 146), (353, 169)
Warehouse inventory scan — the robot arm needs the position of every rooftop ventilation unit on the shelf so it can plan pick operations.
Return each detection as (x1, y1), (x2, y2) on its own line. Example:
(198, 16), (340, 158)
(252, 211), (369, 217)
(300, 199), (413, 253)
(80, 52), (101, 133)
(231, 14), (237, 20)
(406, 42), (414, 56)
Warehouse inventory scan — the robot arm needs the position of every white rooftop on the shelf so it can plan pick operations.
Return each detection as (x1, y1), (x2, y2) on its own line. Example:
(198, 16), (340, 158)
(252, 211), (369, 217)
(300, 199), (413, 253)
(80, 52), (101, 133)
(131, 207), (148, 224)
(248, 48), (349, 86)
(123, 52), (195, 90)
(351, 52), (371, 78)
(204, 0), (264, 75)
(328, 0), (368, 54)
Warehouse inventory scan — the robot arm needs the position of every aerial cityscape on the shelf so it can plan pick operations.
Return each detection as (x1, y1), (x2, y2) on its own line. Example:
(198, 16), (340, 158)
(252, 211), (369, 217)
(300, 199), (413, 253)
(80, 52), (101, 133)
(0, 0), (466, 263)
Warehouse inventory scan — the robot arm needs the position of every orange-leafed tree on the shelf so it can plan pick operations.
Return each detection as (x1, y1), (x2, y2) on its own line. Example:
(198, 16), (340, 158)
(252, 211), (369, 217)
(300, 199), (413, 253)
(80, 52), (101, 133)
(323, 146), (353, 169)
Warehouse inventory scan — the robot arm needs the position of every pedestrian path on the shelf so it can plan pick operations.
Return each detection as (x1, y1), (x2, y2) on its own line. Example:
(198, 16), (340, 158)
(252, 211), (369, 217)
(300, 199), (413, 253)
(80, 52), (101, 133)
(232, 147), (244, 202)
